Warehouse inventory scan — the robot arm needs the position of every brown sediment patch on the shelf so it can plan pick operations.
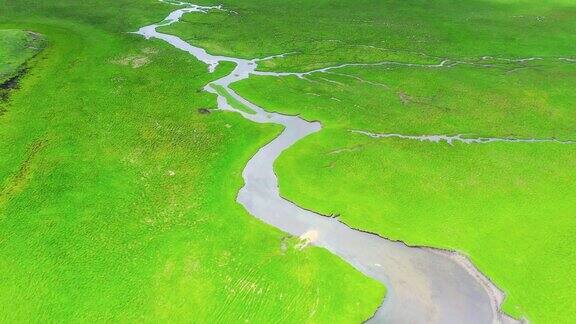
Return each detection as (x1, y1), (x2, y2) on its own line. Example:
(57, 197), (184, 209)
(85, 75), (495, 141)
(398, 91), (413, 105)
(141, 47), (159, 54)
(296, 230), (319, 250)
(111, 55), (151, 68)
(111, 47), (159, 69)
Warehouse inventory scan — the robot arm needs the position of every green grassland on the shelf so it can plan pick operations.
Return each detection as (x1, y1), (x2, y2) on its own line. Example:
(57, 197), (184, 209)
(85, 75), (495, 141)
(0, 1), (383, 322)
(0, 29), (45, 84)
(3, 0), (576, 322)
(161, 0), (576, 70)
(158, 0), (576, 322)
(232, 60), (576, 137)
(274, 131), (576, 323)
(230, 59), (576, 323)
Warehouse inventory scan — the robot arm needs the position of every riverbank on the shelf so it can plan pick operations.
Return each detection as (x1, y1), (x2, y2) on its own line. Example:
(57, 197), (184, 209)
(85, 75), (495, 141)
(137, 2), (519, 322)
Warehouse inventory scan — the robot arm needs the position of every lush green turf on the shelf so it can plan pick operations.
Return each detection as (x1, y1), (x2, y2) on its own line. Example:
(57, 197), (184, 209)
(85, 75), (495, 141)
(158, 0), (576, 322)
(3, 0), (576, 322)
(0, 29), (45, 103)
(0, 1), (383, 322)
(232, 60), (576, 138)
(232, 50), (576, 324)
(162, 0), (576, 70)
(0, 29), (45, 83)
(230, 58), (576, 324)
(275, 130), (576, 323)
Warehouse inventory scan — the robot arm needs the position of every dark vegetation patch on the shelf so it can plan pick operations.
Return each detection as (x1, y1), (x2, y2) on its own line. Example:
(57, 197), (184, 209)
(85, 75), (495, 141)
(0, 137), (49, 207)
(0, 67), (27, 102)
(0, 30), (46, 116)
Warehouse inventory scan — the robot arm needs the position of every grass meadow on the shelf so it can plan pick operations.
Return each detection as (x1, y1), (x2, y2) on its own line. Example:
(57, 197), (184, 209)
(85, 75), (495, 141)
(0, 1), (382, 322)
(230, 56), (576, 323)
(2, 0), (575, 322)
(0, 29), (45, 84)
(159, 0), (576, 322)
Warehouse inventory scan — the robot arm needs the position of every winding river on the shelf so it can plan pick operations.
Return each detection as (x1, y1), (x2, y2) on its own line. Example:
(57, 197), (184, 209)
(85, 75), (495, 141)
(135, 2), (520, 323)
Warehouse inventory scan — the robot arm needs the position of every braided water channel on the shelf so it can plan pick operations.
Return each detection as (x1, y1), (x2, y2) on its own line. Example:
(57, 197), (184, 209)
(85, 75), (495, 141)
(135, 2), (522, 323)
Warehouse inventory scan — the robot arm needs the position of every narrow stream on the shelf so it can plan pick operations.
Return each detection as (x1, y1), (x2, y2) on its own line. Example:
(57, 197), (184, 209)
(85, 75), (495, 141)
(353, 130), (576, 145)
(135, 2), (520, 323)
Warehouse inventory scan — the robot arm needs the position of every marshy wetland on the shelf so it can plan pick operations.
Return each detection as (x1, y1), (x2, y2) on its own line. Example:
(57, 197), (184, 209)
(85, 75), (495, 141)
(1, 0), (575, 322)
(136, 3), (527, 323)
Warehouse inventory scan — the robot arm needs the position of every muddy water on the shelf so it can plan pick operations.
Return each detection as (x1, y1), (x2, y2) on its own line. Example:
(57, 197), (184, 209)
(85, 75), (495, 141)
(135, 2), (519, 323)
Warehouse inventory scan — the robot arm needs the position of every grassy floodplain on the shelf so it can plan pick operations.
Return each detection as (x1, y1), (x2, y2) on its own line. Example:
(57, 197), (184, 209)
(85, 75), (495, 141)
(160, 0), (576, 322)
(0, 0), (383, 322)
(0, 29), (45, 80)
(0, 29), (45, 103)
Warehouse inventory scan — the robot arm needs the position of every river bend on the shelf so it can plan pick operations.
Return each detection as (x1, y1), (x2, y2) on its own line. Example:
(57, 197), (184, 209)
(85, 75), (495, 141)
(135, 2), (520, 323)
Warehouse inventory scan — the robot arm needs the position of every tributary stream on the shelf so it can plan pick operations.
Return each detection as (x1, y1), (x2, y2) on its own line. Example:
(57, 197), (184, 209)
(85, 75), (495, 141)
(135, 2), (520, 323)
